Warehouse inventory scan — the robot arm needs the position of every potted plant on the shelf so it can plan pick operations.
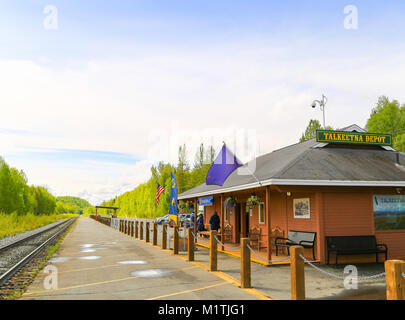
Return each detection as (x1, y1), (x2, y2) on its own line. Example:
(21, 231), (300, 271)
(224, 196), (236, 209)
(246, 193), (260, 207)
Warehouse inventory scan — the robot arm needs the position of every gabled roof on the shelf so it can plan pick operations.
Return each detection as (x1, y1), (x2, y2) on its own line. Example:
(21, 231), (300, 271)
(179, 125), (405, 200)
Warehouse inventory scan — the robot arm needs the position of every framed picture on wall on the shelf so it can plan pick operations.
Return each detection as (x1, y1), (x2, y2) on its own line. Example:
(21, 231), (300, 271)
(293, 198), (310, 219)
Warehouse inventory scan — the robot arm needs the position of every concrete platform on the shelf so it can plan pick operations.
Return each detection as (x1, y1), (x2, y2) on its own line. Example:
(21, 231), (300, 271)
(20, 217), (261, 300)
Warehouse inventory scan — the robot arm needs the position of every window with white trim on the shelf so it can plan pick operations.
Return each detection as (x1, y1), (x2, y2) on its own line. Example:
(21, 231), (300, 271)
(225, 207), (229, 222)
(259, 202), (265, 224)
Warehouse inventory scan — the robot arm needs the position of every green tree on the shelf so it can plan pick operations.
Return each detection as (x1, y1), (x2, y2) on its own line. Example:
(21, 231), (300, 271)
(366, 96), (405, 152)
(300, 119), (333, 142)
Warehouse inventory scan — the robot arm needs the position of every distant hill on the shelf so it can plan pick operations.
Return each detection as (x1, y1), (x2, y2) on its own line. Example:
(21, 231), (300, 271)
(56, 196), (91, 209)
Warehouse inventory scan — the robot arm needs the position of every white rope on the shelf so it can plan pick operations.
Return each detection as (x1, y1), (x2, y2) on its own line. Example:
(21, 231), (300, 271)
(299, 254), (386, 281)
(246, 244), (291, 263)
(214, 235), (241, 250)
(191, 231), (209, 243)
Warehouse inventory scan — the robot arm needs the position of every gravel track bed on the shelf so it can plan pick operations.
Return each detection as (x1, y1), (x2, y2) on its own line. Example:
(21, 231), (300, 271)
(0, 220), (73, 279)
(0, 219), (70, 250)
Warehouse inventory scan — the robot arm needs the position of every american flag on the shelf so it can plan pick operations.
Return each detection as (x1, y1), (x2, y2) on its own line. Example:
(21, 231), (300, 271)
(156, 183), (165, 205)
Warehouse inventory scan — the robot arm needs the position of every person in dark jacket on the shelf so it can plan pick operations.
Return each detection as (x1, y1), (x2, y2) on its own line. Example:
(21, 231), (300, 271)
(209, 211), (220, 231)
(197, 214), (204, 231)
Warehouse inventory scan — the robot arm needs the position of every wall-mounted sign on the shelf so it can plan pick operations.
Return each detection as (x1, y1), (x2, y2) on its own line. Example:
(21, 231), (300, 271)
(316, 130), (392, 146)
(293, 198), (310, 219)
(373, 195), (405, 230)
(198, 196), (214, 206)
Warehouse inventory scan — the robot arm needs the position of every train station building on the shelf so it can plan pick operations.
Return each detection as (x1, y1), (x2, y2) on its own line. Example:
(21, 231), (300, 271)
(178, 125), (405, 265)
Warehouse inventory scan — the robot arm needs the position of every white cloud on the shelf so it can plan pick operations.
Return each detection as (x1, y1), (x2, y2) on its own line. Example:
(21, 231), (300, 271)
(1, 37), (405, 202)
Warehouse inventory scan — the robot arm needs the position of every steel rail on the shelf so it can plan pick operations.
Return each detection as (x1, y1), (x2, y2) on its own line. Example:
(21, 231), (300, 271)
(0, 218), (74, 254)
(0, 217), (77, 287)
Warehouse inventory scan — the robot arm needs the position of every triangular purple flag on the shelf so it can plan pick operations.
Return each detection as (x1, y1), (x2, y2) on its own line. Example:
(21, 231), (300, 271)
(206, 145), (243, 186)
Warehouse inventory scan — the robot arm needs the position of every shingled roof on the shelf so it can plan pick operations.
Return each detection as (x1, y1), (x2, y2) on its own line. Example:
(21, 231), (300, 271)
(179, 126), (405, 200)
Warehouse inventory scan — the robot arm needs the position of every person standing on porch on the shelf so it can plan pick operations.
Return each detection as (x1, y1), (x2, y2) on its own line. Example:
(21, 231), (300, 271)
(209, 211), (220, 231)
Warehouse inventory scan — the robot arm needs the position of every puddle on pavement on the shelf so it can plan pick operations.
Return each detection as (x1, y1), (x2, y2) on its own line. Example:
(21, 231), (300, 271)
(80, 247), (108, 252)
(48, 257), (72, 263)
(130, 269), (173, 278)
(80, 244), (96, 248)
(103, 241), (118, 245)
(117, 260), (148, 265)
(76, 256), (101, 260)
(80, 249), (97, 253)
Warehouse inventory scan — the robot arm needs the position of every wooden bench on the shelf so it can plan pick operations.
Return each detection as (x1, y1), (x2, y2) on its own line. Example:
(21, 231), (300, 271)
(326, 235), (388, 264)
(249, 226), (265, 250)
(198, 224), (222, 239)
(275, 230), (317, 260)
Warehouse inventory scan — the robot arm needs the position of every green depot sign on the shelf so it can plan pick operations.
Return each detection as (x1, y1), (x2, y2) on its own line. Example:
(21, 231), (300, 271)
(316, 130), (393, 146)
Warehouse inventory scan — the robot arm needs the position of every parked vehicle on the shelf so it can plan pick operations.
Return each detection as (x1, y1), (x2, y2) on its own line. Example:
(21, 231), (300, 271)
(155, 214), (175, 227)
(178, 213), (191, 228)
(155, 214), (168, 224)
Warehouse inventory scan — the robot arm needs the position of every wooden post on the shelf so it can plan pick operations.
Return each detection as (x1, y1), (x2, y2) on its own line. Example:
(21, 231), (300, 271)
(315, 192), (325, 263)
(125, 220), (128, 234)
(173, 226), (179, 254)
(152, 223), (157, 245)
(135, 221), (139, 238)
(290, 246), (305, 300)
(131, 221), (135, 237)
(220, 194), (224, 251)
(145, 222), (150, 242)
(194, 198), (198, 244)
(385, 260), (405, 300)
(240, 203), (246, 238)
(209, 230), (218, 271)
(162, 224), (167, 250)
(140, 221), (144, 240)
(119, 220), (122, 232)
(266, 186), (272, 262)
(188, 228), (194, 261)
(241, 238), (251, 288)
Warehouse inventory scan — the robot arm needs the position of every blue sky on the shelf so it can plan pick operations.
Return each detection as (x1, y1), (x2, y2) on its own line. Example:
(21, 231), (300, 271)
(1, 1), (405, 204)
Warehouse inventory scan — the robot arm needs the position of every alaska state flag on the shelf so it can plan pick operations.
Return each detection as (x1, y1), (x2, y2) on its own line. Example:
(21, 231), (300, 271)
(206, 144), (243, 186)
(169, 172), (178, 216)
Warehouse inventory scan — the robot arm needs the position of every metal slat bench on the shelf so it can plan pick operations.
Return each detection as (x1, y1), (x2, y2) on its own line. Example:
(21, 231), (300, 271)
(326, 235), (388, 264)
(275, 230), (317, 260)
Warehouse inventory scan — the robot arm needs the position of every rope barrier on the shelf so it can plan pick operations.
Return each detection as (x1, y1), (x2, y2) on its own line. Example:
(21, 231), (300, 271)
(214, 235), (241, 250)
(191, 231), (209, 243)
(246, 244), (291, 263)
(299, 254), (386, 281)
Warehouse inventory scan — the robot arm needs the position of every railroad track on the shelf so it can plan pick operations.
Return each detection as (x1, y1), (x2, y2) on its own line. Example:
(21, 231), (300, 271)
(0, 217), (77, 289)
